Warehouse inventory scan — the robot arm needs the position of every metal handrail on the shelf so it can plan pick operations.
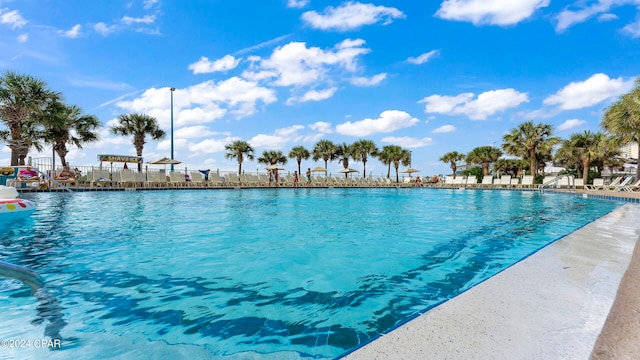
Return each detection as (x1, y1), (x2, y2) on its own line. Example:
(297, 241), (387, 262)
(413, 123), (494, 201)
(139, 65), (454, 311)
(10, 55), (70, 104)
(0, 260), (45, 294)
(34, 167), (73, 193)
(538, 174), (576, 193)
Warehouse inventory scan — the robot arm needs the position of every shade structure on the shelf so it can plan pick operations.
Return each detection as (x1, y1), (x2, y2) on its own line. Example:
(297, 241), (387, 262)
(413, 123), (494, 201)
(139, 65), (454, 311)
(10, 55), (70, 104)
(149, 157), (182, 165)
(400, 168), (420, 173)
(311, 166), (328, 172)
(338, 168), (359, 173)
(266, 164), (285, 170)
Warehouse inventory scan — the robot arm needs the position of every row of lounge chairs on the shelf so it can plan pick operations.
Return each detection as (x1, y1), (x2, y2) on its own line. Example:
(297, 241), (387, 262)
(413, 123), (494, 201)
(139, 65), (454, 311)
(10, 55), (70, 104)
(585, 177), (640, 192)
(438, 175), (538, 188)
(83, 171), (403, 189)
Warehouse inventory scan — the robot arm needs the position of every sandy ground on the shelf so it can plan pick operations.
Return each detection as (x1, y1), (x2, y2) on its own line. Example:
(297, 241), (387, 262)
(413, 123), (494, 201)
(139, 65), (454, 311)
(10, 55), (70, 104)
(344, 204), (640, 360)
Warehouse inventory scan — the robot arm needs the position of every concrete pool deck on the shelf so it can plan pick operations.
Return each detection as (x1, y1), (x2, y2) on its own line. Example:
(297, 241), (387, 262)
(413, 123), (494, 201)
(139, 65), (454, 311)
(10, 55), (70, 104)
(344, 203), (640, 360)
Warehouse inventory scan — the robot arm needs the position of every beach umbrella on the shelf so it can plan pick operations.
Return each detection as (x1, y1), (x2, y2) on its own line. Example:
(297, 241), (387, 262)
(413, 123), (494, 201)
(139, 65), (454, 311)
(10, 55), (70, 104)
(338, 168), (359, 173)
(265, 164), (285, 170)
(311, 166), (327, 172)
(400, 168), (420, 173)
(338, 168), (359, 178)
(149, 157), (181, 165)
(149, 157), (182, 172)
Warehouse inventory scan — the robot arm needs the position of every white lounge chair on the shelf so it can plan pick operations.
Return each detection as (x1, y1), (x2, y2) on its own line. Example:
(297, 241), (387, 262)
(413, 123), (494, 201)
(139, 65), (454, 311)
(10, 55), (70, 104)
(480, 176), (493, 187)
(466, 175), (477, 186)
(585, 178), (604, 190)
(621, 179), (640, 192)
(608, 177), (633, 191)
(521, 175), (534, 188)
(603, 177), (623, 191)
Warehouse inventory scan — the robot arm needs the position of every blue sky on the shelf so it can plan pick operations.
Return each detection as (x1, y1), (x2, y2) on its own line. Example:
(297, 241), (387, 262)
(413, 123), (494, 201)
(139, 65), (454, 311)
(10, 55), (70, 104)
(1, 0), (639, 176)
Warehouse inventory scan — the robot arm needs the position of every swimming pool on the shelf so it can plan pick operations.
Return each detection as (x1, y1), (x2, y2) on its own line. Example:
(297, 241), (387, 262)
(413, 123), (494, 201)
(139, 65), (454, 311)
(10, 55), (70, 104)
(0, 189), (620, 359)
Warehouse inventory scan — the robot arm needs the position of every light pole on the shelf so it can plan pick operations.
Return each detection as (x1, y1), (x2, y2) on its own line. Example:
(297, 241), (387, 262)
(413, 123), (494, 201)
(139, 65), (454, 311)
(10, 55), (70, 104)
(409, 150), (412, 168)
(170, 87), (175, 172)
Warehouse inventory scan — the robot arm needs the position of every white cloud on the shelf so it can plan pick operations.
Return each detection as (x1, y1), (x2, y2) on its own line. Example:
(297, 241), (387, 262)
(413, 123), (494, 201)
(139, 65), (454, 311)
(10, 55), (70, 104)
(336, 110), (419, 136)
(188, 55), (241, 74)
(432, 125), (457, 133)
(420, 89), (529, 120)
(598, 13), (618, 22)
(350, 73), (387, 86)
(116, 79), (276, 128)
(235, 34), (290, 55)
(143, 0), (159, 10)
(543, 73), (634, 110)
(286, 87), (337, 105)
(381, 136), (434, 148)
(436, 0), (549, 26)
(623, 18), (640, 38)
(555, 0), (640, 33)
(189, 137), (238, 155)
(309, 121), (333, 134)
(242, 39), (370, 87)
(288, 0), (309, 9)
(59, 24), (82, 38)
(94, 22), (116, 36)
(302, 1), (405, 31)
(558, 119), (586, 131)
(121, 15), (156, 25)
(16, 33), (28, 43)
(0, 9), (28, 29)
(407, 50), (439, 65)
(250, 126), (305, 149)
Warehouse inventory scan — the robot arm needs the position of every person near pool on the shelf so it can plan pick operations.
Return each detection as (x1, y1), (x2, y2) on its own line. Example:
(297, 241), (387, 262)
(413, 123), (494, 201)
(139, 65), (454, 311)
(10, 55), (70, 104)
(268, 169), (274, 187)
(55, 165), (76, 183)
(18, 166), (39, 181)
(293, 171), (299, 187)
(306, 168), (311, 185)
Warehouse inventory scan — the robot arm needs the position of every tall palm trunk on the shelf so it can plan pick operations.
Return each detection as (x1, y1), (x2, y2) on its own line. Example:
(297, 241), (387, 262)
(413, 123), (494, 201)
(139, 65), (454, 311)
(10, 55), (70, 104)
(363, 159), (367, 178)
(582, 156), (590, 182)
(387, 162), (391, 178)
(529, 148), (537, 175)
(54, 144), (69, 167)
(394, 162), (400, 182)
(451, 164), (457, 178)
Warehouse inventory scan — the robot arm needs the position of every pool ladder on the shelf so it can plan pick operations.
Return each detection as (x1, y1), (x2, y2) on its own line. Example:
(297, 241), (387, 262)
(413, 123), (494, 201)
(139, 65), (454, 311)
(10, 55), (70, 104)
(538, 174), (576, 193)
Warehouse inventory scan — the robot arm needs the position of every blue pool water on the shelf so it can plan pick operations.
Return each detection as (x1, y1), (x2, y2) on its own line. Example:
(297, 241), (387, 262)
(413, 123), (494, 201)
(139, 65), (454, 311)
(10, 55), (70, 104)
(0, 189), (620, 359)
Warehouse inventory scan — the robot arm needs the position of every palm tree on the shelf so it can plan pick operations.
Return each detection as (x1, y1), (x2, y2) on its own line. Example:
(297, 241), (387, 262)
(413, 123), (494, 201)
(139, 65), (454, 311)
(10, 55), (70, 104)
(601, 79), (640, 179)
(591, 136), (624, 176)
(380, 145), (409, 182)
(0, 120), (46, 165)
(41, 102), (101, 167)
(554, 138), (582, 175)
(352, 139), (378, 178)
(503, 121), (560, 176)
(0, 71), (59, 165)
(439, 151), (465, 178)
(466, 146), (503, 176)
(225, 140), (255, 175)
(110, 113), (166, 171)
(493, 158), (527, 177)
(379, 145), (394, 179)
(336, 142), (354, 178)
(312, 139), (337, 169)
(288, 146), (310, 175)
(569, 131), (604, 181)
(257, 150), (288, 166)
